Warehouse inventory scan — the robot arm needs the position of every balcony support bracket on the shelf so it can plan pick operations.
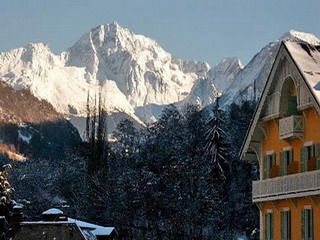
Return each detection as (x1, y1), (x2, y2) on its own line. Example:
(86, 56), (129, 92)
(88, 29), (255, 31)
(255, 202), (262, 211)
(289, 198), (298, 208)
(258, 124), (267, 140)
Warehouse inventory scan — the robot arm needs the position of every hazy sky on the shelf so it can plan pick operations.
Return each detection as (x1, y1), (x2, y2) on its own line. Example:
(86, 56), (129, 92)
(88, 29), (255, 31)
(0, 0), (319, 65)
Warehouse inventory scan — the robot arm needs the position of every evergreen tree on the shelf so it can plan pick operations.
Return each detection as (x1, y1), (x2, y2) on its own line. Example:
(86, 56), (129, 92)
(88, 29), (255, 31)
(204, 98), (233, 179)
(0, 164), (13, 240)
(85, 89), (108, 174)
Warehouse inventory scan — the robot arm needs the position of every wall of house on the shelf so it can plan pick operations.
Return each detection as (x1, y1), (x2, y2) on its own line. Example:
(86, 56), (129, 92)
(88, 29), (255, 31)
(261, 196), (320, 240)
(261, 107), (320, 174)
(260, 106), (320, 239)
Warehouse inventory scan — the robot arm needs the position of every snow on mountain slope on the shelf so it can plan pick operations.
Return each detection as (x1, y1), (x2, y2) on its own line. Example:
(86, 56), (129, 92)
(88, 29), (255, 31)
(0, 22), (210, 133)
(66, 22), (210, 107)
(221, 30), (320, 106)
(0, 24), (318, 136)
(184, 57), (243, 107)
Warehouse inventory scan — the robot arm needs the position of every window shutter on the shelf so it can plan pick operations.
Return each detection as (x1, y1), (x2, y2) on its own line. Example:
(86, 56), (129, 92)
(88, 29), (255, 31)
(288, 211), (291, 240)
(289, 149), (293, 163)
(280, 152), (285, 176)
(302, 209), (305, 240)
(263, 156), (268, 179)
(301, 147), (307, 172)
(311, 144), (315, 158)
(270, 213), (274, 240)
(265, 213), (269, 240)
(315, 143), (320, 170)
(281, 212), (284, 240)
(272, 153), (276, 166)
(310, 209), (313, 240)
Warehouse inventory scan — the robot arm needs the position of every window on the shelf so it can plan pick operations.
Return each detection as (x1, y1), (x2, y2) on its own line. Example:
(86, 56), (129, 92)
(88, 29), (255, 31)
(281, 210), (291, 240)
(301, 145), (314, 172)
(287, 95), (298, 115)
(315, 143), (320, 170)
(265, 212), (274, 240)
(280, 150), (293, 176)
(264, 153), (276, 179)
(302, 208), (313, 240)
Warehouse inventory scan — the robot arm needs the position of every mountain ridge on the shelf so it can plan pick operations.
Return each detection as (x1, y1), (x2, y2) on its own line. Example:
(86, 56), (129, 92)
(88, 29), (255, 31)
(0, 23), (319, 134)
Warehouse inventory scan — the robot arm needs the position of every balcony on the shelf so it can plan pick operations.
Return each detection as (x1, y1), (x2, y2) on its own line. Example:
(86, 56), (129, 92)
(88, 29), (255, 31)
(252, 169), (320, 202)
(279, 115), (303, 140)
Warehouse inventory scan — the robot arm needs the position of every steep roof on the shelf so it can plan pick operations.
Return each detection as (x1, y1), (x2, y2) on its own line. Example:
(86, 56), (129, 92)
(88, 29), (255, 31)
(285, 41), (320, 102)
(240, 40), (320, 160)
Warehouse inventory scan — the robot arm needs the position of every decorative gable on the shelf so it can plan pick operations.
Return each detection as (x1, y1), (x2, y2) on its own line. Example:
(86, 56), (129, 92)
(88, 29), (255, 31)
(241, 41), (320, 162)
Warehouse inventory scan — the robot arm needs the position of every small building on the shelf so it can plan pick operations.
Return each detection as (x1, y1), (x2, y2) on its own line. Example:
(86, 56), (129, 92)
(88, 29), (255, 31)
(241, 39), (320, 240)
(13, 208), (118, 240)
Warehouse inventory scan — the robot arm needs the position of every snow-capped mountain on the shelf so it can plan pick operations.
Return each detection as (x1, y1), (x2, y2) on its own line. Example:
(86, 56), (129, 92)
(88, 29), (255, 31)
(221, 30), (320, 106)
(185, 57), (243, 106)
(0, 22), (211, 133)
(0, 23), (319, 135)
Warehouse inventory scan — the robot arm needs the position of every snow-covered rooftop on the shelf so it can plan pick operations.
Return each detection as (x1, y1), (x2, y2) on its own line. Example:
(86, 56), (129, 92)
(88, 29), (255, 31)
(68, 217), (115, 236)
(284, 41), (320, 103)
(23, 208), (116, 237)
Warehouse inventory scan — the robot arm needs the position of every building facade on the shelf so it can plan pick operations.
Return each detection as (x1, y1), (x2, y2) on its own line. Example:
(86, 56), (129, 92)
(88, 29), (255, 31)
(241, 40), (320, 240)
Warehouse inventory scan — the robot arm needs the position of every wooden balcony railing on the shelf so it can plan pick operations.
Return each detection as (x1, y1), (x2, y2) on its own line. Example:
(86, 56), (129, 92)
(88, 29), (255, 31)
(253, 169), (320, 202)
(279, 115), (304, 140)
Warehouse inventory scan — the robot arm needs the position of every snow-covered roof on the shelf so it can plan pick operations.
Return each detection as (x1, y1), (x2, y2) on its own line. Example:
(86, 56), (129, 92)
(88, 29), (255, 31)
(68, 217), (115, 236)
(42, 208), (64, 215)
(284, 41), (320, 103)
(22, 209), (116, 238)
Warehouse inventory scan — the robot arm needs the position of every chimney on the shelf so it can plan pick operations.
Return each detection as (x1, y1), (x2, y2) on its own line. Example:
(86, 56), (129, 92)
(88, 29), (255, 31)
(42, 208), (68, 222)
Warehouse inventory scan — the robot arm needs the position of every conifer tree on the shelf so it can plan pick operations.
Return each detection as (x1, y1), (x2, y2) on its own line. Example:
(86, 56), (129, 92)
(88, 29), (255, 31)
(0, 164), (13, 240)
(204, 97), (233, 179)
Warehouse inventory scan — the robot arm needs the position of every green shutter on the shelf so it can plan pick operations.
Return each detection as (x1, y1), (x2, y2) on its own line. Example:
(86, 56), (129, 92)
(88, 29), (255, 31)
(311, 145), (315, 158)
(310, 209), (313, 240)
(289, 149), (293, 163)
(281, 212), (284, 240)
(288, 211), (291, 240)
(302, 209), (305, 240)
(265, 213), (273, 240)
(272, 153), (276, 166)
(263, 156), (267, 179)
(281, 211), (291, 240)
(280, 152), (284, 176)
(271, 213), (274, 240)
(315, 143), (320, 170)
(301, 147), (307, 172)
(265, 213), (269, 240)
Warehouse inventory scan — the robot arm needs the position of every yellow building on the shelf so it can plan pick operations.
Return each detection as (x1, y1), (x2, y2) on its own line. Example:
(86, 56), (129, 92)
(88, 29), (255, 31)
(241, 40), (320, 240)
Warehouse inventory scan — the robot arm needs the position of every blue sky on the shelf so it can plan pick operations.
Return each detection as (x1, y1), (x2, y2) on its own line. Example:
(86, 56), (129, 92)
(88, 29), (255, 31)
(0, 0), (319, 65)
